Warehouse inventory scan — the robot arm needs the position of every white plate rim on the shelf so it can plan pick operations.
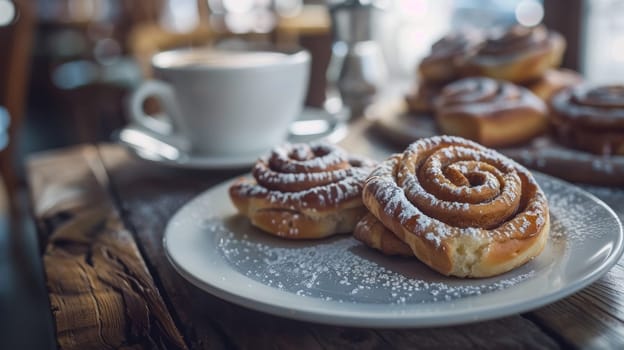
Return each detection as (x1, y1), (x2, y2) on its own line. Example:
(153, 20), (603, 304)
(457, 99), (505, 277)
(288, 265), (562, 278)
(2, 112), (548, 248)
(163, 173), (624, 328)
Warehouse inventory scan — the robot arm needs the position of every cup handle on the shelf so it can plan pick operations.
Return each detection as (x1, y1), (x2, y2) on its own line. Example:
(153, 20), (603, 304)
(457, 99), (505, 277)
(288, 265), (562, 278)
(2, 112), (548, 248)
(128, 80), (190, 150)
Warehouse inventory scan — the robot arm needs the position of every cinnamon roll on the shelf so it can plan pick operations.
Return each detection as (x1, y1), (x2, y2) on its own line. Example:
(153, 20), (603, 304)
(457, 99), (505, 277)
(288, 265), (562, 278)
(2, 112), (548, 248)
(406, 32), (484, 114)
(551, 84), (624, 155)
(405, 81), (444, 114)
(354, 213), (413, 257)
(229, 142), (375, 239)
(419, 31), (484, 84)
(524, 69), (583, 103)
(354, 136), (550, 278)
(463, 25), (565, 84)
(435, 77), (548, 147)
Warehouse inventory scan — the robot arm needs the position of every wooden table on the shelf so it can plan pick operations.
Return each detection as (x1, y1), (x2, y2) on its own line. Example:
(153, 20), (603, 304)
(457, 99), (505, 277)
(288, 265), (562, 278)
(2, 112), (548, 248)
(26, 120), (624, 349)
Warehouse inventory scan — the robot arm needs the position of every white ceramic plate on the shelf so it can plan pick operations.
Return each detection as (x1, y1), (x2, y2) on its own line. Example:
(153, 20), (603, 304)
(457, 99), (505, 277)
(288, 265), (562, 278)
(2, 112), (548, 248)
(164, 173), (623, 328)
(116, 107), (349, 170)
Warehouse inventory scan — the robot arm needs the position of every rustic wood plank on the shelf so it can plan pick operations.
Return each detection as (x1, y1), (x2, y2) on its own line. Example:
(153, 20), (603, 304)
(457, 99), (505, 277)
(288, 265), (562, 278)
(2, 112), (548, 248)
(375, 316), (558, 349)
(99, 143), (560, 349)
(99, 145), (318, 350)
(27, 145), (188, 350)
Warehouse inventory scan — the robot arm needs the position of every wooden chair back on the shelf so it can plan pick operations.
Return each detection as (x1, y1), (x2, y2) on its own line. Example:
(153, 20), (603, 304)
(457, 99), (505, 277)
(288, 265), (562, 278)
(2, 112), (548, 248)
(0, 0), (36, 212)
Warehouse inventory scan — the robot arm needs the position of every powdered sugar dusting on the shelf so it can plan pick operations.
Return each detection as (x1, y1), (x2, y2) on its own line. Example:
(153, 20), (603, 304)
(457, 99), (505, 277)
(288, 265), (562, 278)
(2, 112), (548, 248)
(234, 143), (375, 210)
(172, 172), (621, 309)
(215, 229), (536, 304)
(368, 136), (547, 247)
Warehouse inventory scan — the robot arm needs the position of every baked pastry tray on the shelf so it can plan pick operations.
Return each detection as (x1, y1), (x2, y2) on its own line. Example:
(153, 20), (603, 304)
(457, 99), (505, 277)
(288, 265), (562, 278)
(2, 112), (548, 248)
(368, 98), (624, 186)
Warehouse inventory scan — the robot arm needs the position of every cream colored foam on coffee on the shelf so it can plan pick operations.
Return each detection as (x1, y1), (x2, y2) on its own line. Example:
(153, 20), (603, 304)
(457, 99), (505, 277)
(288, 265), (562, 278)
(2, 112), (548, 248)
(154, 50), (288, 69)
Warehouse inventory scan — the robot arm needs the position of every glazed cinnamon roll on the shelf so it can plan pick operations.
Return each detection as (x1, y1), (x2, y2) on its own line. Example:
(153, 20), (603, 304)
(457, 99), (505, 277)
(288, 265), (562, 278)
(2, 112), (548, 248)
(406, 32), (484, 114)
(435, 77), (548, 147)
(463, 25), (565, 84)
(354, 213), (413, 257)
(405, 81), (444, 114)
(551, 84), (624, 155)
(354, 136), (550, 278)
(229, 142), (375, 239)
(419, 31), (484, 84)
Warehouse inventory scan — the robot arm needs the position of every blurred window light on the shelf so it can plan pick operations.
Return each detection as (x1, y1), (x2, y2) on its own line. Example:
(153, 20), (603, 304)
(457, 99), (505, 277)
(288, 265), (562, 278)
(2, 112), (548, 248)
(253, 9), (276, 33)
(399, 0), (429, 18)
(275, 0), (303, 18)
(378, 0), (453, 77)
(515, 0), (543, 27)
(0, 0), (16, 26)
(583, 0), (624, 84)
(207, 0), (225, 14)
(610, 36), (624, 63)
(224, 12), (255, 33)
(161, 0), (200, 33)
(52, 60), (99, 90)
(223, 0), (255, 14)
(209, 0), (277, 33)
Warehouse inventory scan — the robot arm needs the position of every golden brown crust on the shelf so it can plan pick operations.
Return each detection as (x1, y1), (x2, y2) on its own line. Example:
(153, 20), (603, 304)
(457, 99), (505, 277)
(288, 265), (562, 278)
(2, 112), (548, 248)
(524, 69), (583, 102)
(405, 81), (444, 114)
(356, 136), (550, 278)
(229, 143), (375, 239)
(353, 213), (413, 256)
(434, 77), (548, 147)
(551, 84), (624, 155)
(418, 31), (484, 84)
(463, 25), (565, 83)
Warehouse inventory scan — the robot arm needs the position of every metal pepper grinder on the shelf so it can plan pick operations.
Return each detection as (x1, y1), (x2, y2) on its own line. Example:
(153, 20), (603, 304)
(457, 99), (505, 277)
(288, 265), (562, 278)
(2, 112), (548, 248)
(327, 0), (387, 119)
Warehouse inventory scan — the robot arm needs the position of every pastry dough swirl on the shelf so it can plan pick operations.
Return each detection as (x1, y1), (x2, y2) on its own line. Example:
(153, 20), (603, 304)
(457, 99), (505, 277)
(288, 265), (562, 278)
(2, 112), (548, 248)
(357, 136), (550, 277)
(464, 25), (565, 83)
(419, 31), (483, 83)
(230, 143), (375, 239)
(551, 84), (624, 155)
(434, 77), (547, 148)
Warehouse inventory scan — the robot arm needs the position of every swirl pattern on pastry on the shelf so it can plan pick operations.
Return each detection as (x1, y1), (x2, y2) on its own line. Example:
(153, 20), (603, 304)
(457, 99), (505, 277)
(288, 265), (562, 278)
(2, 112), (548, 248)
(551, 84), (624, 155)
(419, 31), (484, 83)
(434, 77), (547, 147)
(464, 25), (565, 83)
(355, 136), (550, 277)
(229, 143), (375, 239)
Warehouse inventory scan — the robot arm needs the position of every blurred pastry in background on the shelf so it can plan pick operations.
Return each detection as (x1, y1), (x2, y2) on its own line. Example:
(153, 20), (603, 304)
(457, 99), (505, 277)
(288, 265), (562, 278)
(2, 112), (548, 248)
(524, 68), (583, 103)
(406, 31), (484, 114)
(462, 25), (565, 84)
(434, 77), (547, 148)
(418, 31), (484, 84)
(551, 84), (624, 155)
(405, 81), (445, 114)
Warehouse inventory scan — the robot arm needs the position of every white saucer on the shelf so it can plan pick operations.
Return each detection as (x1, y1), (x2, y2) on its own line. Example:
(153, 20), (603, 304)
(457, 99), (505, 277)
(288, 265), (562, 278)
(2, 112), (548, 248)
(116, 107), (349, 170)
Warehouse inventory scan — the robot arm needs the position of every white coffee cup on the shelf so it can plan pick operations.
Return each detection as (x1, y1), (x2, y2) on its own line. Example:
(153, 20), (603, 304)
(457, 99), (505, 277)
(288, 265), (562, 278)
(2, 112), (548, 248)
(128, 48), (311, 156)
